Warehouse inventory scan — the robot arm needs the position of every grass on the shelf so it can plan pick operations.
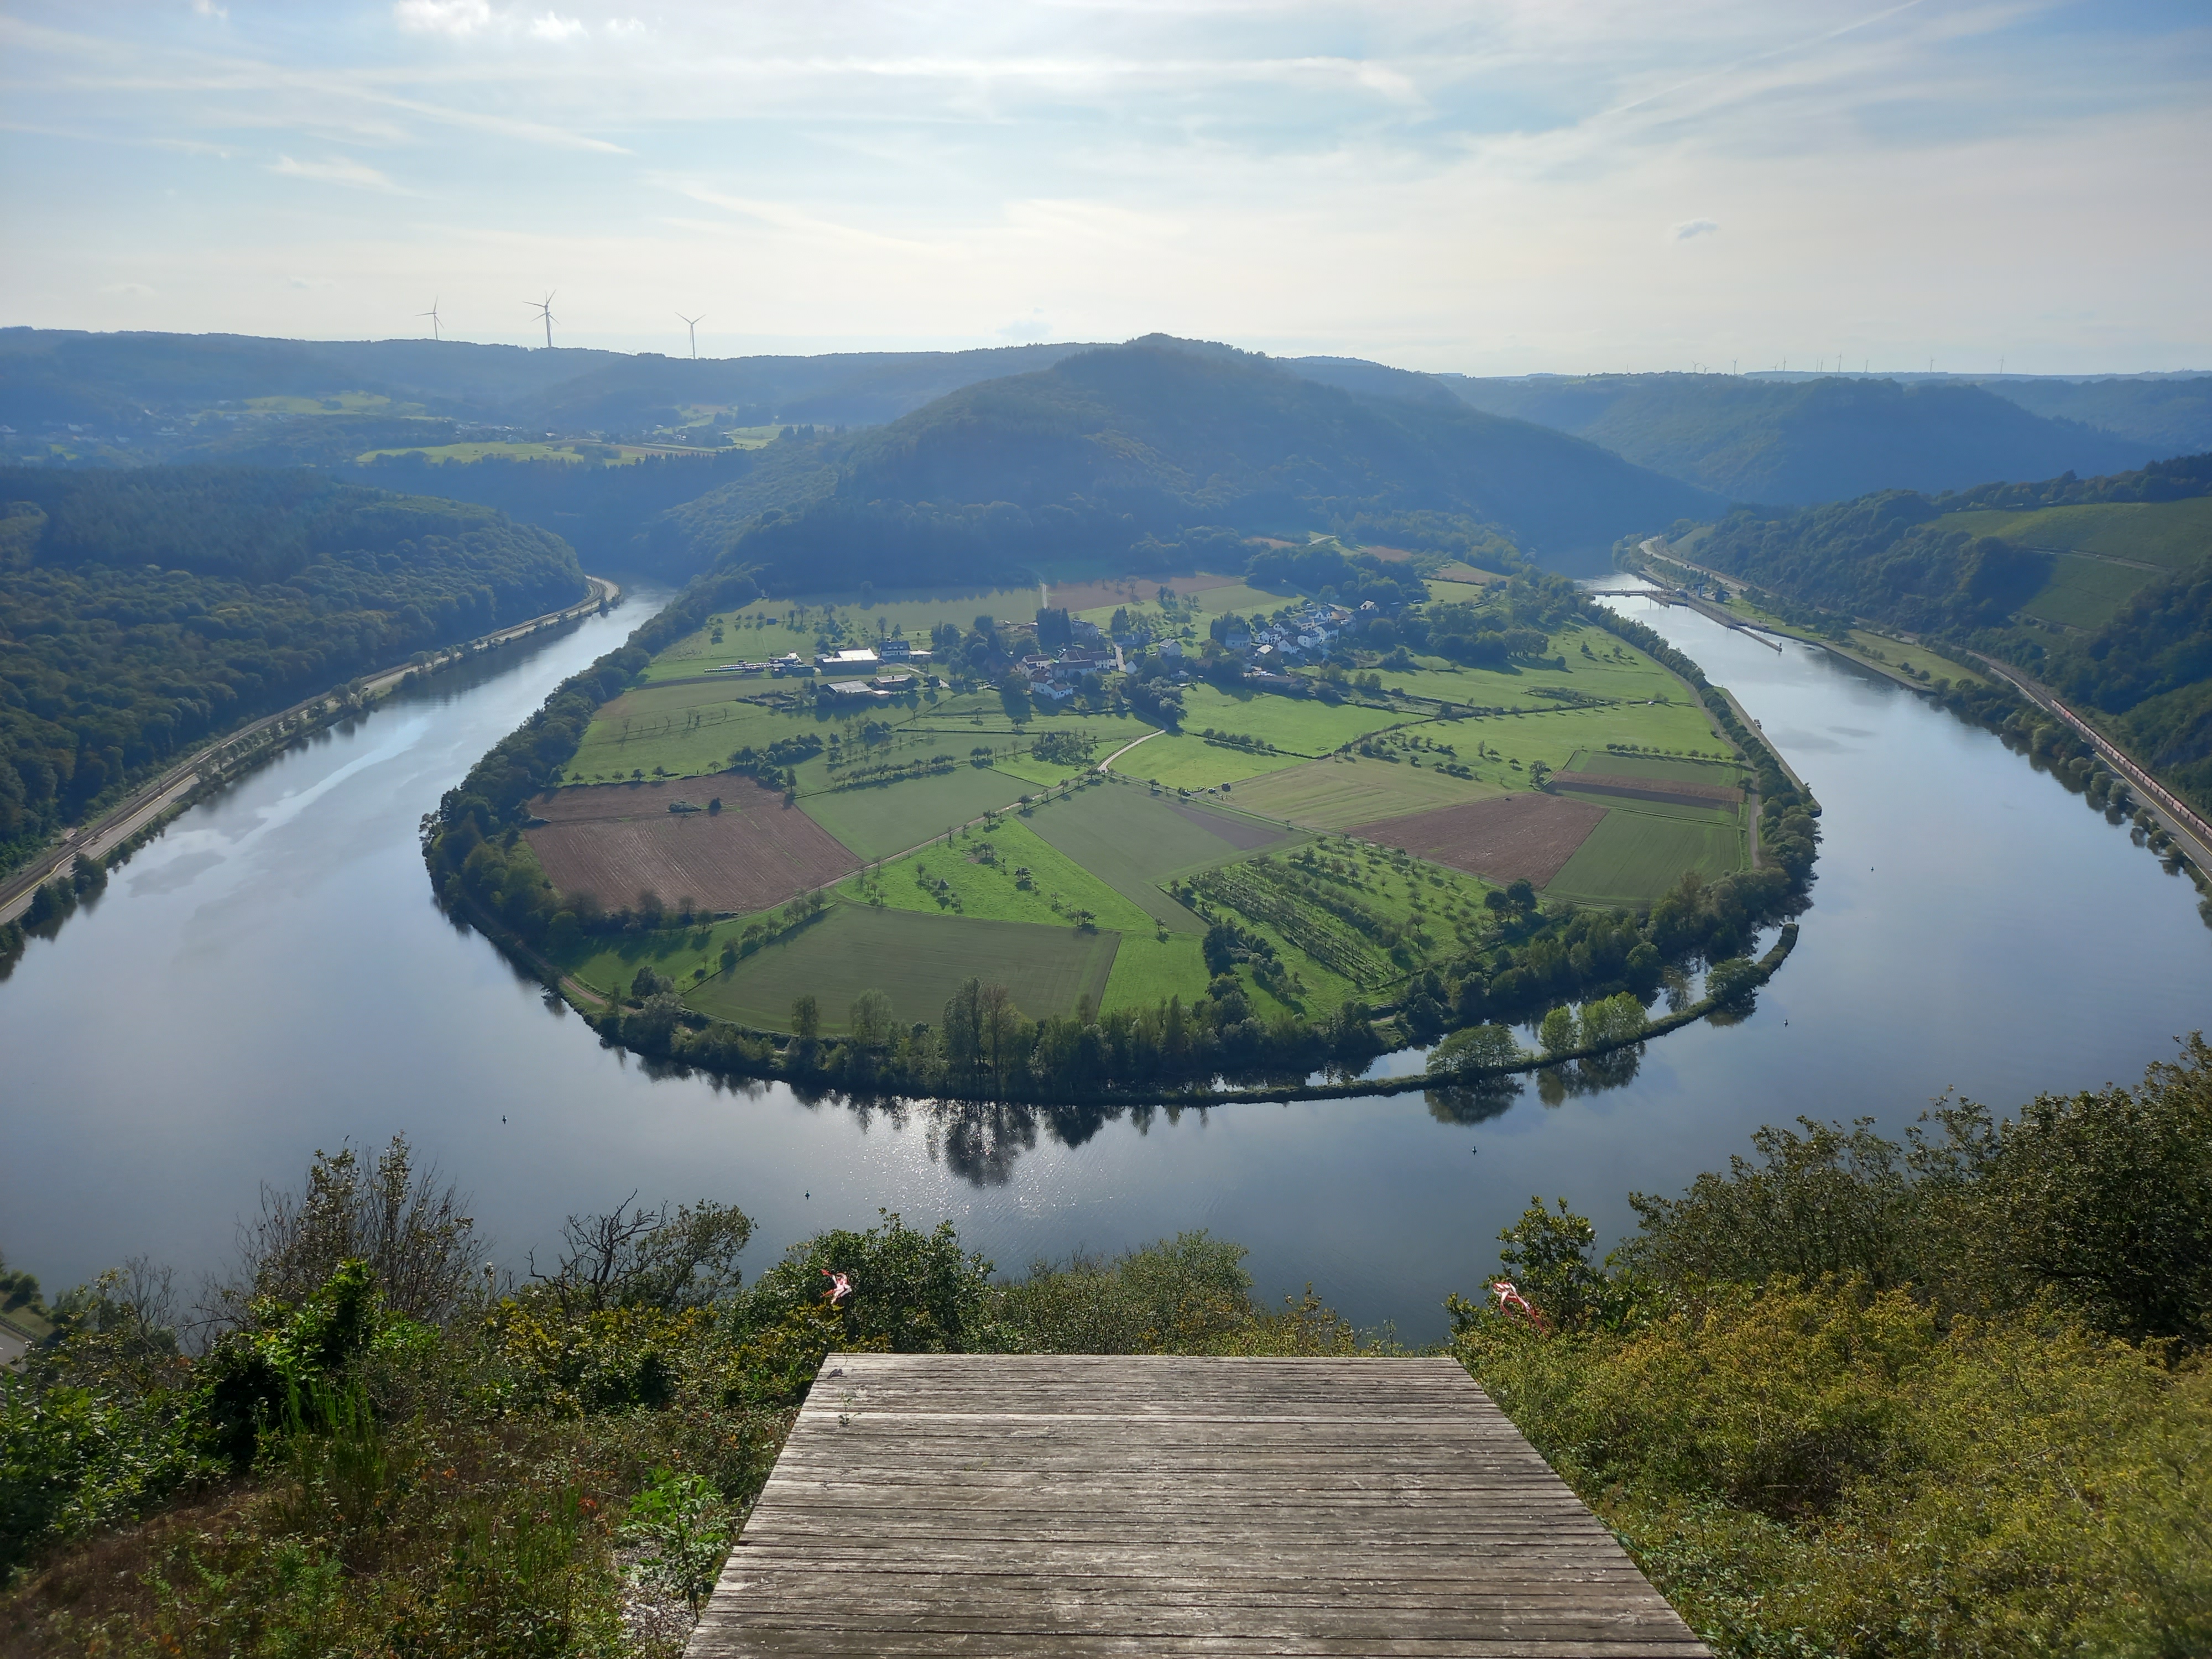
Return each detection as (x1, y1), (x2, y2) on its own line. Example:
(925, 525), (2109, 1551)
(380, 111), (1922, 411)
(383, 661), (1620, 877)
(552, 914), (766, 1001)
(848, 812), (1219, 1012)
(241, 392), (418, 415)
(1173, 683), (1408, 754)
(1946, 497), (2212, 572)
(1186, 839), (1507, 1009)
(568, 688), (800, 783)
(2018, 553), (2162, 630)
(1543, 807), (1745, 905)
(545, 583), (1763, 1023)
(1566, 749), (1746, 786)
(1107, 733), (1317, 790)
(1023, 784), (1301, 931)
(797, 766), (1034, 861)
(1227, 754), (1503, 830)
(685, 903), (1119, 1032)
(854, 815), (1136, 929)
(1551, 790), (1739, 825)
(693, 588), (1049, 670)
(356, 441), (596, 465)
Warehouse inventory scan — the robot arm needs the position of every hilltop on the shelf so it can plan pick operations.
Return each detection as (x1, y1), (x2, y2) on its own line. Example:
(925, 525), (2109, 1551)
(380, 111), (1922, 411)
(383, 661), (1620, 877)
(1436, 373), (2154, 505)
(672, 337), (1720, 585)
(0, 328), (1091, 445)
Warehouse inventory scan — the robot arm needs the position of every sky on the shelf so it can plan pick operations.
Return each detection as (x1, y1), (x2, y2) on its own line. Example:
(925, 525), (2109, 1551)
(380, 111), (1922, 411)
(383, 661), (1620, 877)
(2, 0), (2207, 374)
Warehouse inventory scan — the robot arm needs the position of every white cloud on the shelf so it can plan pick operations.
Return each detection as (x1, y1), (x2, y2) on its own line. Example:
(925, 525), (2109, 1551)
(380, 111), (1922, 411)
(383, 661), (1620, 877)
(1673, 218), (1720, 239)
(270, 154), (409, 193)
(190, 0), (227, 18)
(395, 0), (492, 36)
(98, 283), (156, 297)
(530, 12), (585, 42)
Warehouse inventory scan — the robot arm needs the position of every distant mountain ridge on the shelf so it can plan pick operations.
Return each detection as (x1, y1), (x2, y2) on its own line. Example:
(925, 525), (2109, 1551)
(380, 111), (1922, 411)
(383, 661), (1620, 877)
(676, 336), (1721, 586)
(0, 328), (1098, 437)
(1433, 373), (2155, 506)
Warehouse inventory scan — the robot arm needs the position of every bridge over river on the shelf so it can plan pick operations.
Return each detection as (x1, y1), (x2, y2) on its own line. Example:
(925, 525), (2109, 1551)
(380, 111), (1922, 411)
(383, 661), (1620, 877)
(688, 1353), (1706, 1657)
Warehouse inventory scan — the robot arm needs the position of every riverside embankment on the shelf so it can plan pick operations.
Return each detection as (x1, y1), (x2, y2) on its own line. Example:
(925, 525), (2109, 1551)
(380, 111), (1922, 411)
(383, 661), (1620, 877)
(0, 576), (619, 930)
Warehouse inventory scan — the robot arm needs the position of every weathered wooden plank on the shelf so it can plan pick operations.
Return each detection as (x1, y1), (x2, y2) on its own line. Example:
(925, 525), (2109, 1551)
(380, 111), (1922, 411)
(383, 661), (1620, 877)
(686, 1354), (1707, 1659)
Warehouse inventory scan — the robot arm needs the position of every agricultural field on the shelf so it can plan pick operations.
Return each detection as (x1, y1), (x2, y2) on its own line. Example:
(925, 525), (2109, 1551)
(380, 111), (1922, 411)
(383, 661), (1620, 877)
(1354, 795), (1609, 888)
(686, 904), (1120, 1032)
(1178, 839), (1507, 1010)
(1553, 751), (1746, 812)
(1107, 733), (1313, 791)
(797, 766), (1035, 862)
(638, 581), (1147, 685)
(525, 779), (858, 914)
(2017, 553), (2162, 630)
(1046, 571), (1254, 612)
(566, 684), (804, 781)
(357, 441), (598, 465)
(1564, 749), (1747, 786)
(548, 580), (1765, 1036)
(242, 392), (422, 415)
(556, 916), (751, 1005)
(1370, 619), (1709, 711)
(1544, 808), (1746, 906)
(1947, 497), (2212, 572)
(1023, 782), (1302, 931)
(1228, 754), (1500, 830)
(841, 805), (1209, 1012)
(1428, 562), (1506, 588)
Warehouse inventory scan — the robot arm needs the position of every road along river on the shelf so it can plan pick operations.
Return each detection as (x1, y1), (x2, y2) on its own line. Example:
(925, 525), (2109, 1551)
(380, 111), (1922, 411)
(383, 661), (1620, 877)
(2, 579), (2206, 1340)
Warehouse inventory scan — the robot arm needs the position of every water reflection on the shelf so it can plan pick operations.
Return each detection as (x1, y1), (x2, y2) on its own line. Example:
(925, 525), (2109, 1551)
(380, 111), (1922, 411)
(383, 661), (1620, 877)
(4, 576), (2208, 1342)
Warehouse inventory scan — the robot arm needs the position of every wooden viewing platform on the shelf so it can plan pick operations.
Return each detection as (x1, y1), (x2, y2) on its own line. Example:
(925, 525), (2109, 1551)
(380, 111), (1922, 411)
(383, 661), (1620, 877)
(688, 1354), (1709, 1657)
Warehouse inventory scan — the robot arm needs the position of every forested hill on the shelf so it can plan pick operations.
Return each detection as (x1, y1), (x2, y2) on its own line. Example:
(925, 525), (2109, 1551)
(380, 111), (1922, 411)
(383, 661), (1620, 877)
(0, 328), (1090, 437)
(352, 433), (847, 577)
(677, 337), (1719, 586)
(1436, 373), (2152, 505)
(1686, 453), (2212, 814)
(0, 467), (585, 874)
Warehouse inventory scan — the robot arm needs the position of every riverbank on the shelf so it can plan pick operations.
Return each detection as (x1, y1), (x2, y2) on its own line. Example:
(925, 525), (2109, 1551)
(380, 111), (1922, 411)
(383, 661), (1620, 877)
(1628, 540), (1971, 695)
(0, 576), (620, 936)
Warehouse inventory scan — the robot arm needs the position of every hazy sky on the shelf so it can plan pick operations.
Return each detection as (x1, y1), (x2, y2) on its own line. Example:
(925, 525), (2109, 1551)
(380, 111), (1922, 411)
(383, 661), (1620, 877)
(3, 1), (2206, 373)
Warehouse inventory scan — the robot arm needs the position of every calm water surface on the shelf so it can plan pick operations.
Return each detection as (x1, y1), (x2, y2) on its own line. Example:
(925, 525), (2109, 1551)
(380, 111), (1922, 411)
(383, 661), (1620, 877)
(4, 582), (2207, 1339)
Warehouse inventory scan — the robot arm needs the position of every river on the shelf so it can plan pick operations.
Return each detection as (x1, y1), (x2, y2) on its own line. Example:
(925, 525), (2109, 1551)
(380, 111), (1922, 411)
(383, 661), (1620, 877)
(3, 581), (2207, 1340)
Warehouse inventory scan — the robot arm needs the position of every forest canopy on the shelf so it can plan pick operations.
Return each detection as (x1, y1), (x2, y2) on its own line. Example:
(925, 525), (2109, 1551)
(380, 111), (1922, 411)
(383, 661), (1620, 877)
(0, 466), (585, 872)
(1687, 453), (2212, 813)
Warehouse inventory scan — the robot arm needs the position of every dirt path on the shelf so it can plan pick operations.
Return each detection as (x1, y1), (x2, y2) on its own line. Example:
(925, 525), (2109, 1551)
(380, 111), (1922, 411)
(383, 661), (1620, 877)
(0, 576), (622, 928)
(1098, 729), (1164, 773)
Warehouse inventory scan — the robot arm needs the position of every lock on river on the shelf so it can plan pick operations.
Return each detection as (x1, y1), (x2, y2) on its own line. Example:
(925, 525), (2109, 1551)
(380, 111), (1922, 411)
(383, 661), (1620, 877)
(4, 578), (2208, 1341)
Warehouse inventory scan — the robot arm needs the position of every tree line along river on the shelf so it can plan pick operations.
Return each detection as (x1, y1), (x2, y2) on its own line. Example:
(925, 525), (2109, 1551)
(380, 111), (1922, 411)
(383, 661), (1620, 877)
(2, 577), (2206, 1340)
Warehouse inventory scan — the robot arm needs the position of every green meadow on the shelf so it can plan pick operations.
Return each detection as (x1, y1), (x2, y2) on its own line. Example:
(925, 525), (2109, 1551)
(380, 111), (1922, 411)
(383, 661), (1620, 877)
(1228, 754), (1502, 830)
(555, 580), (1765, 1034)
(688, 904), (1120, 1031)
(799, 766), (1036, 862)
(1545, 808), (1746, 906)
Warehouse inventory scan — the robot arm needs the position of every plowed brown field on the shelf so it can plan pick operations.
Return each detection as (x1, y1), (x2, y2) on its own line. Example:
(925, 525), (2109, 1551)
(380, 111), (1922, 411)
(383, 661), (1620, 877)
(525, 779), (858, 915)
(1551, 770), (1743, 810)
(1353, 793), (1606, 886)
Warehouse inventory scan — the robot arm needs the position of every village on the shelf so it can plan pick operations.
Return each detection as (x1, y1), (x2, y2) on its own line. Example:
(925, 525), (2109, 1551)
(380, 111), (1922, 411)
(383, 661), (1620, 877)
(704, 594), (1365, 705)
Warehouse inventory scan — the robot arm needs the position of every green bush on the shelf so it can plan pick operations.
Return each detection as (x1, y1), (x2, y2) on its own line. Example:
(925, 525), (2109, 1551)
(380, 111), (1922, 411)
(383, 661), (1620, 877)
(1448, 1038), (2212, 1657)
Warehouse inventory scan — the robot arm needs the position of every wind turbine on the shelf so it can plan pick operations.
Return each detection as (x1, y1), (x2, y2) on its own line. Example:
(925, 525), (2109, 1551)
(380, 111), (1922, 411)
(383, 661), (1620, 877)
(418, 299), (442, 341)
(527, 291), (557, 349)
(677, 312), (704, 360)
